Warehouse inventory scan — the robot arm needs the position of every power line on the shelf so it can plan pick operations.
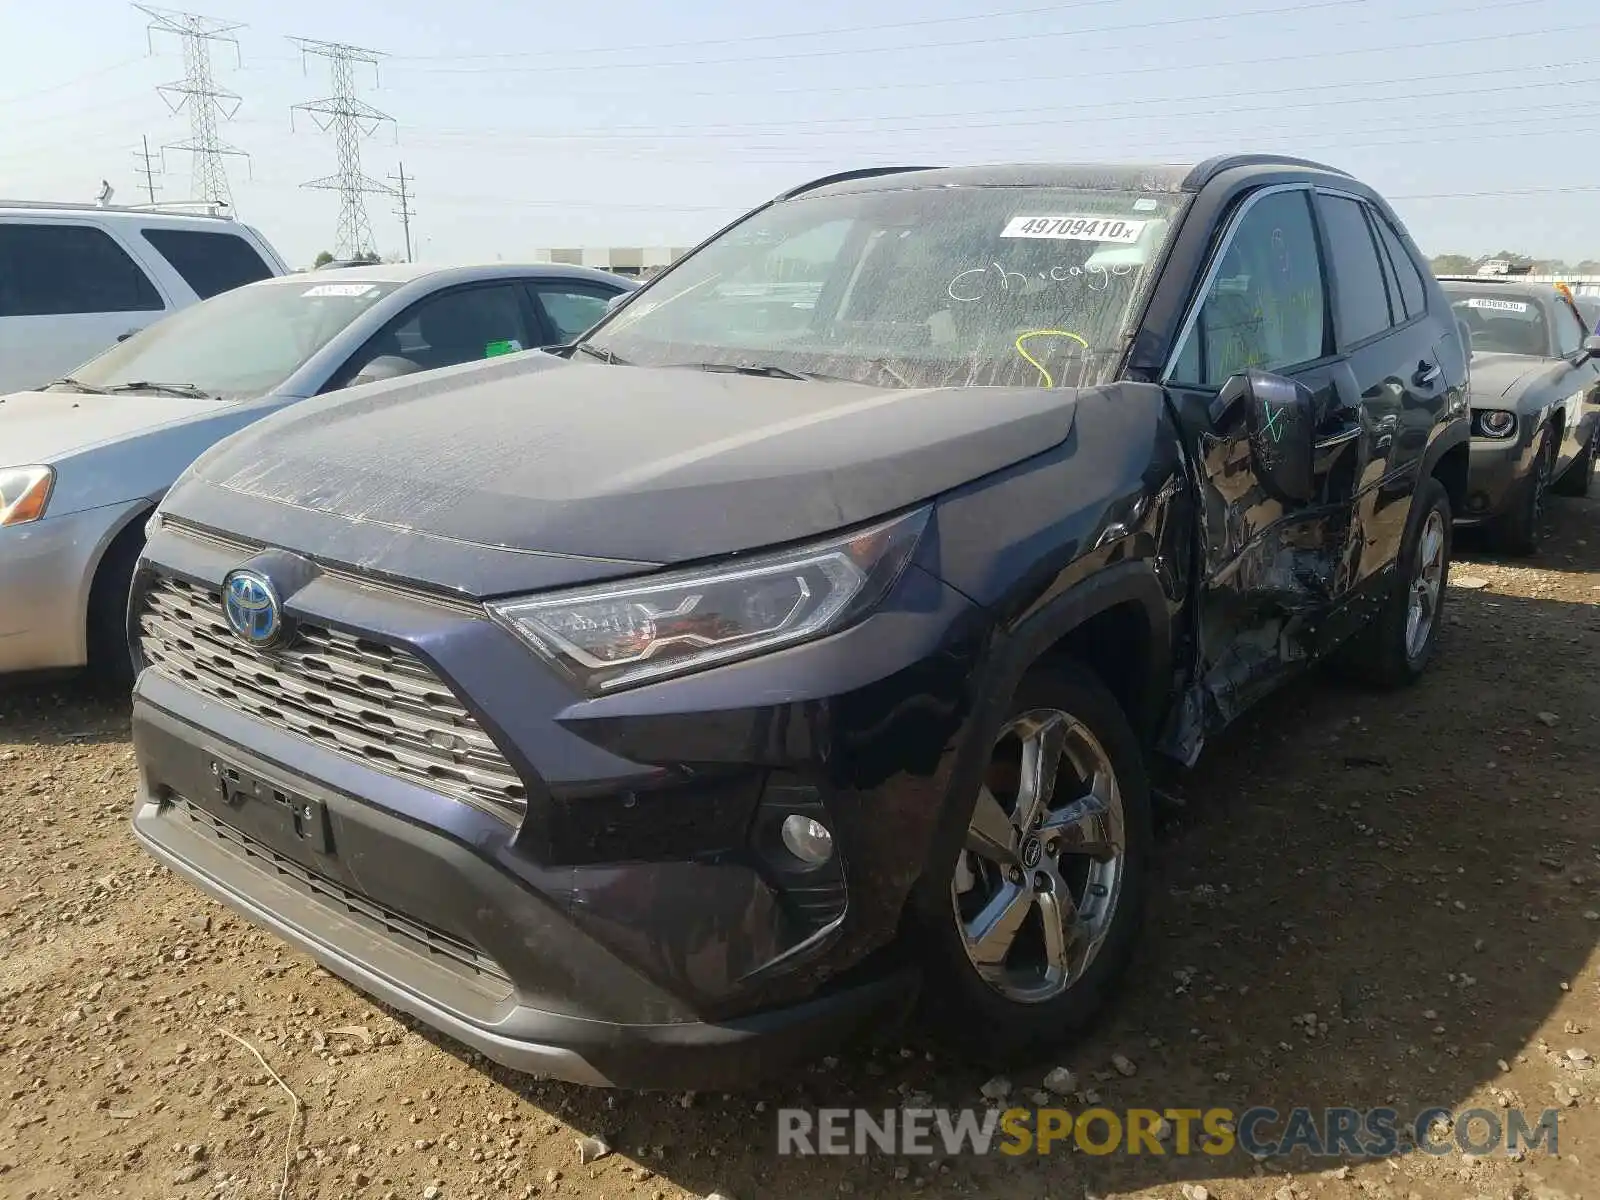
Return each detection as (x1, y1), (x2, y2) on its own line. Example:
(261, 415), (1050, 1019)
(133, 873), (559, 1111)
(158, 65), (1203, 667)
(136, 4), (249, 207)
(394, 0), (1369, 74)
(290, 37), (397, 260)
(389, 162), (415, 263)
(133, 134), (162, 203)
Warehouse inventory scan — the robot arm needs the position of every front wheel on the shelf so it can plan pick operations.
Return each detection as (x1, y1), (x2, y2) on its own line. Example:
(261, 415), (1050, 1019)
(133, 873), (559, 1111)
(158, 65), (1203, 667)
(908, 661), (1152, 1063)
(1491, 429), (1553, 555)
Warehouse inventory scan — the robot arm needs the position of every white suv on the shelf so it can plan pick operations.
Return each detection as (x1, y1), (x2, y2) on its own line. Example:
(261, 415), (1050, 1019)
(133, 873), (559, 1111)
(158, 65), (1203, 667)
(0, 201), (289, 394)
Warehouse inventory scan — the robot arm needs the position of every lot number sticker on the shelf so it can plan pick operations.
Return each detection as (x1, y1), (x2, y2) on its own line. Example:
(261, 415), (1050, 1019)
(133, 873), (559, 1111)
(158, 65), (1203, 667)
(1001, 215), (1146, 243)
(303, 283), (379, 297)
(1463, 297), (1529, 313)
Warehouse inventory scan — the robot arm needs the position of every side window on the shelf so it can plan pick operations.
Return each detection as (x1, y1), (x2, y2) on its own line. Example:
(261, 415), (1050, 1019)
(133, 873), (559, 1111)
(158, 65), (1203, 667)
(0, 223), (164, 316)
(532, 284), (619, 343)
(1168, 189), (1328, 387)
(385, 285), (529, 371)
(1367, 210), (1403, 328)
(141, 228), (274, 300)
(1318, 195), (1392, 346)
(1552, 297), (1587, 356)
(1371, 213), (1426, 320)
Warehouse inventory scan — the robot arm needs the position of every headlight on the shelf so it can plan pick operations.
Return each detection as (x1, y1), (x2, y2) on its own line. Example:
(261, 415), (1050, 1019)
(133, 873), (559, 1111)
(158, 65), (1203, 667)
(489, 506), (930, 693)
(1474, 409), (1518, 439)
(0, 466), (54, 527)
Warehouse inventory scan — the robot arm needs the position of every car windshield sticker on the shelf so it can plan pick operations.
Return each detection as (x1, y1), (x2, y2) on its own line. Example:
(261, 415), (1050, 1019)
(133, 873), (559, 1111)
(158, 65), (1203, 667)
(1000, 216), (1146, 243)
(484, 338), (523, 357)
(302, 283), (379, 297)
(1463, 297), (1529, 313)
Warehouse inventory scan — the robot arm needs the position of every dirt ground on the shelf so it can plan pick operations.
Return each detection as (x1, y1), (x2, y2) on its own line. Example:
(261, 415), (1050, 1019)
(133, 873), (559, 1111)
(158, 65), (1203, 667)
(3, 489), (1599, 1200)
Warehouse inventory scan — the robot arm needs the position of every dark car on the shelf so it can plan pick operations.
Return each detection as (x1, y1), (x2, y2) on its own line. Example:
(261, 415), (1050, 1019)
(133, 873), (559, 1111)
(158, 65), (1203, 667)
(1439, 277), (1600, 552)
(128, 156), (1470, 1090)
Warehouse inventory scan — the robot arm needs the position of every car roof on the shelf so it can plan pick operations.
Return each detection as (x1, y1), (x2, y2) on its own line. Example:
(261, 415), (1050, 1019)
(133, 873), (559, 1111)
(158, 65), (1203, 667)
(779, 155), (1354, 201)
(249, 261), (637, 288)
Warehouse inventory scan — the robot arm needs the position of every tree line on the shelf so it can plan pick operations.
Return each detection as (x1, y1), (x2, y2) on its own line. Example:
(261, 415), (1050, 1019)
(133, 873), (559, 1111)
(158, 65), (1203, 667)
(1428, 251), (1600, 276)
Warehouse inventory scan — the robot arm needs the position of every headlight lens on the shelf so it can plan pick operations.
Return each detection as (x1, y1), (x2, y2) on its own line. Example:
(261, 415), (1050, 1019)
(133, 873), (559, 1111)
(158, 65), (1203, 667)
(1474, 409), (1518, 439)
(489, 506), (930, 693)
(0, 466), (54, 527)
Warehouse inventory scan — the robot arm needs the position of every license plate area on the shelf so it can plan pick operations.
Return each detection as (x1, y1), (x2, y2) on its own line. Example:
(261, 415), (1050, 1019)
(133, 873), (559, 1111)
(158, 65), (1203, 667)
(213, 759), (332, 856)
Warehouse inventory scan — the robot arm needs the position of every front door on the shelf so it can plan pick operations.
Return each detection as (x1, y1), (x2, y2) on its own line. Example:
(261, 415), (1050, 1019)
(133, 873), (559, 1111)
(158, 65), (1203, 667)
(1160, 184), (1359, 739)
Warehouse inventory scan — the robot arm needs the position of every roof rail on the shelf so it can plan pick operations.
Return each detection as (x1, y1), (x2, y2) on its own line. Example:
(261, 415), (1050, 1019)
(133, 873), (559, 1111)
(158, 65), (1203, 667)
(1183, 154), (1352, 191)
(776, 166), (941, 201)
(0, 198), (234, 219)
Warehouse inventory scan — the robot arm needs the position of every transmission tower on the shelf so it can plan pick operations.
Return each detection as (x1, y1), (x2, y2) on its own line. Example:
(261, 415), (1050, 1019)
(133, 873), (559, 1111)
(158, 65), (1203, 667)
(291, 38), (396, 260)
(136, 5), (247, 207)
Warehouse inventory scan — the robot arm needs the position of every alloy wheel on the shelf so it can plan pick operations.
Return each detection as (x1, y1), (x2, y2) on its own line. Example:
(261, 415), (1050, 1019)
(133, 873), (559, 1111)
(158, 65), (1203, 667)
(1405, 509), (1446, 660)
(951, 708), (1126, 1004)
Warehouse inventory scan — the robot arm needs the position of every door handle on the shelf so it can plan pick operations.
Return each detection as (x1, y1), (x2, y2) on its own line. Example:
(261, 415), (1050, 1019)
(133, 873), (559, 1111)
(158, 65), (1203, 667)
(116, 330), (137, 342)
(1414, 360), (1441, 388)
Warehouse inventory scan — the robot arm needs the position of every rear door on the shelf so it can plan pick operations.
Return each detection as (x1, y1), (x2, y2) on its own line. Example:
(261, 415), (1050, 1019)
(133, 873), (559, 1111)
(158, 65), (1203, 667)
(1161, 183), (1359, 723)
(0, 219), (168, 393)
(1315, 189), (1451, 588)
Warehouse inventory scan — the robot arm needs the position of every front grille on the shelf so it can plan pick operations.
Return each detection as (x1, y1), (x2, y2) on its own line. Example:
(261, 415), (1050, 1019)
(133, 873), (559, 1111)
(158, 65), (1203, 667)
(139, 576), (526, 817)
(173, 797), (513, 1002)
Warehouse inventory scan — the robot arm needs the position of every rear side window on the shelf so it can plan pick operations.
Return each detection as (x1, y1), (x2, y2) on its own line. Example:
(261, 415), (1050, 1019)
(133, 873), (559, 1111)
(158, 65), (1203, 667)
(0, 223), (164, 316)
(1317, 195), (1392, 346)
(1372, 214), (1426, 320)
(141, 228), (274, 300)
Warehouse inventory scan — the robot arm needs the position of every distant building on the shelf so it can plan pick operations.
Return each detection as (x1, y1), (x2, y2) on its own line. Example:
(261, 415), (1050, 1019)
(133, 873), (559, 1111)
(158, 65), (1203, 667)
(534, 246), (693, 279)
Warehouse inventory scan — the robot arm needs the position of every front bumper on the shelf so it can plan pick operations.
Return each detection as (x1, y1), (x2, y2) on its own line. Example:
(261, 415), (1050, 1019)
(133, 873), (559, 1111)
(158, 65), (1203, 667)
(1456, 435), (1533, 526)
(0, 502), (140, 673)
(128, 521), (980, 1087)
(132, 685), (914, 1088)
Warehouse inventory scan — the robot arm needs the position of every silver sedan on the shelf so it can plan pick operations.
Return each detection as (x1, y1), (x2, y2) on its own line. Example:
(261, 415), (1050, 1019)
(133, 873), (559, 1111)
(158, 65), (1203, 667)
(0, 261), (636, 678)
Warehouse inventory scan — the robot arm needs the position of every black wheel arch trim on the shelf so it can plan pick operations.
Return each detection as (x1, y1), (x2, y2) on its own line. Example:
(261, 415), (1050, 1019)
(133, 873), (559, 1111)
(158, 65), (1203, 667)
(907, 558), (1171, 904)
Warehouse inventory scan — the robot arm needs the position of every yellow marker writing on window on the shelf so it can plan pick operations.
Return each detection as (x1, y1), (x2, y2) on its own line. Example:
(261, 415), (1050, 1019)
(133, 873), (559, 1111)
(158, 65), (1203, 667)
(1014, 329), (1090, 388)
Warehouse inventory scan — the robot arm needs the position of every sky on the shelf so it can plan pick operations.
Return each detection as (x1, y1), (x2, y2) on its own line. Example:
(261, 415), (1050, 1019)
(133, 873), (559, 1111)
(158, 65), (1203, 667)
(2, 0), (1596, 269)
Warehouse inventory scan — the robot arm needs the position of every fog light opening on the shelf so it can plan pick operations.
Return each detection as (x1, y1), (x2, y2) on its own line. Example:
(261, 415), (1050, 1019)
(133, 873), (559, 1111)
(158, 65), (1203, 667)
(780, 814), (834, 866)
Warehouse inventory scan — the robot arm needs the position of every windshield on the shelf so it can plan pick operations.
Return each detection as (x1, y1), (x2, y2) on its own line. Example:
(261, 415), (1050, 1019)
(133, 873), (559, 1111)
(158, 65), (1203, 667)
(583, 185), (1188, 390)
(1448, 292), (1548, 356)
(56, 277), (401, 400)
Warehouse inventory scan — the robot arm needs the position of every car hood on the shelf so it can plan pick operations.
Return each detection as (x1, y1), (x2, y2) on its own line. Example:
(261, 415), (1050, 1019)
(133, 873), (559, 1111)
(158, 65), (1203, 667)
(163, 355), (1080, 598)
(1466, 352), (1551, 402)
(0, 388), (227, 464)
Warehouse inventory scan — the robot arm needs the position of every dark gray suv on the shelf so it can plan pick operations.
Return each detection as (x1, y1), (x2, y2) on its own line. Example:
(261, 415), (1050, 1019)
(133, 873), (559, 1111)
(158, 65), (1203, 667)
(128, 157), (1470, 1089)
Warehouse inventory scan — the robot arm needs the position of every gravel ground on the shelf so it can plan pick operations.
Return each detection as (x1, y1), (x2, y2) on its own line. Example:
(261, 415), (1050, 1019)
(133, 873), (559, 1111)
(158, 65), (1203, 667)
(2, 488), (1598, 1200)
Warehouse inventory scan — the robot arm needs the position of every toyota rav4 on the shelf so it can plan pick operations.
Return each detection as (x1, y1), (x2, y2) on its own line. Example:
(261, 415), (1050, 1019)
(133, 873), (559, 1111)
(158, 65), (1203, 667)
(128, 156), (1471, 1089)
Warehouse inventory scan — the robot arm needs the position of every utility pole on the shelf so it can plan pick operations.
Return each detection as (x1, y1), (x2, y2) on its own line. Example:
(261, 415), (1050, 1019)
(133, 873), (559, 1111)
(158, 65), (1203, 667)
(388, 162), (414, 262)
(134, 134), (162, 204)
(290, 37), (396, 261)
(135, 4), (248, 207)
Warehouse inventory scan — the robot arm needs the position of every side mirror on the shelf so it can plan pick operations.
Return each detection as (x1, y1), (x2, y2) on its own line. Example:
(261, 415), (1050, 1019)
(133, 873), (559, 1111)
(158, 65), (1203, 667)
(1215, 370), (1318, 505)
(1581, 334), (1600, 361)
(606, 291), (630, 312)
(350, 354), (423, 387)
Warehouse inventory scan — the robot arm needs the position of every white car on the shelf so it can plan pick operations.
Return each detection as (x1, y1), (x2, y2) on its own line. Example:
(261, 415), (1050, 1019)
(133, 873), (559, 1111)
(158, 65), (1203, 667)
(0, 200), (289, 394)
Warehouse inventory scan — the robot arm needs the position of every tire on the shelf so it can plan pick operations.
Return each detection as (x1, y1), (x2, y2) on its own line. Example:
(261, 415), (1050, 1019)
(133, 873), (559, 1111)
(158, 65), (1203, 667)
(1491, 428), (1554, 556)
(86, 525), (145, 688)
(1338, 476), (1452, 690)
(1551, 420), (1596, 498)
(906, 660), (1152, 1065)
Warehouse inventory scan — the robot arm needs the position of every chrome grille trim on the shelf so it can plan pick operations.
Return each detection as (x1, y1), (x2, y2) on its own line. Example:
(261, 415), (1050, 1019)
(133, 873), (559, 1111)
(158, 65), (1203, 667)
(139, 576), (526, 817)
(173, 797), (513, 1000)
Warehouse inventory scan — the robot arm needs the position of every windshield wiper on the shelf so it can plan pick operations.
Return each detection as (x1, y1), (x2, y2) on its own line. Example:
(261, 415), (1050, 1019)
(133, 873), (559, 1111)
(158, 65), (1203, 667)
(671, 361), (814, 381)
(45, 376), (111, 395)
(106, 381), (214, 399)
(572, 343), (628, 365)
